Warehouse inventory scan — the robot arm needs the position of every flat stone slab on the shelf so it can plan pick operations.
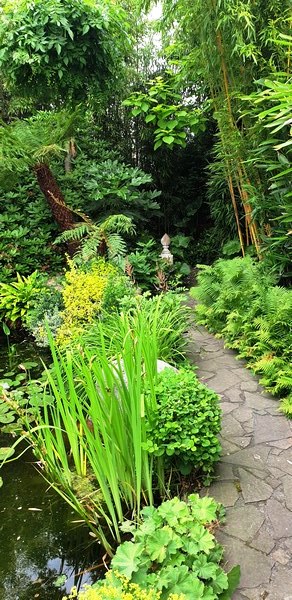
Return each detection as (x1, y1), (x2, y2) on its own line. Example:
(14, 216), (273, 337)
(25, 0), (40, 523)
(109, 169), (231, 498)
(283, 475), (292, 511)
(238, 468), (273, 503)
(232, 436), (252, 448)
(240, 380), (258, 392)
(244, 391), (276, 410)
(202, 481), (239, 507)
(267, 498), (292, 538)
(250, 527), (275, 554)
(222, 414), (246, 437)
(266, 564), (292, 599)
(267, 449), (292, 477)
(217, 532), (272, 588)
(213, 462), (235, 480)
(254, 414), (292, 444)
(268, 438), (292, 450)
(206, 368), (242, 393)
(221, 445), (271, 471)
(222, 505), (265, 541)
(220, 401), (240, 414)
(223, 387), (244, 403)
(232, 406), (254, 423)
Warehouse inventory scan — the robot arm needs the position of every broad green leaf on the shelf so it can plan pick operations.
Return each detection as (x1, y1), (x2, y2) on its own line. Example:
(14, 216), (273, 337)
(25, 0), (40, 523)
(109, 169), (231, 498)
(145, 114), (156, 123)
(145, 526), (173, 562)
(162, 135), (175, 144)
(218, 565), (241, 599)
(189, 494), (219, 523)
(111, 541), (143, 578)
(0, 447), (15, 460)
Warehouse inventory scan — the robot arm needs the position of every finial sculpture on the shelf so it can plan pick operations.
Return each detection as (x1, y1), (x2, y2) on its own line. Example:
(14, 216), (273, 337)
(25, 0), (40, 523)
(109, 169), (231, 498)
(160, 233), (173, 265)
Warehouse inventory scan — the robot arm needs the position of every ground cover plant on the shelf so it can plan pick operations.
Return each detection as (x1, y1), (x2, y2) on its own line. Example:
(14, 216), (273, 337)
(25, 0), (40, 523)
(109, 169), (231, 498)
(64, 496), (239, 600)
(145, 367), (221, 483)
(191, 256), (292, 416)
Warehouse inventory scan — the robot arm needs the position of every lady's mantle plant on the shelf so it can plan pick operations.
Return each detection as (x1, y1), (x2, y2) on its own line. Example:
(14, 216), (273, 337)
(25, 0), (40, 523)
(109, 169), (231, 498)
(111, 495), (240, 600)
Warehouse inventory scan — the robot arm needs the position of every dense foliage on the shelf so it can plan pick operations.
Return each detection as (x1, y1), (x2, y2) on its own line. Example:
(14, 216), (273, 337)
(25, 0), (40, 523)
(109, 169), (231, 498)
(111, 495), (239, 599)
(145, 367), (221, 482)
(0, 0), (130, 105)
(191, 257), (292, 416)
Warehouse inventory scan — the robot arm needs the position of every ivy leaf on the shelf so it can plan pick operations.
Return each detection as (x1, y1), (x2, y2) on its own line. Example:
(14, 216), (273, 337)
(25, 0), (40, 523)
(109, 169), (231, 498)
(111, 541), (143, 578)
(132, 108), (141, 117)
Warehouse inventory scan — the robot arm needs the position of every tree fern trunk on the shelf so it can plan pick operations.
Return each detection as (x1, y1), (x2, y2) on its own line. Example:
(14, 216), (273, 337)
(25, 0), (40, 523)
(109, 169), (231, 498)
(34, 162), (78, 255)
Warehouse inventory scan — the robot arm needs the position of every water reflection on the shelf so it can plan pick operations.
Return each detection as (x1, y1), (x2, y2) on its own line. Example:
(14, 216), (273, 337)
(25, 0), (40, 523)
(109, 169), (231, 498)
(0, 456), (105, 600)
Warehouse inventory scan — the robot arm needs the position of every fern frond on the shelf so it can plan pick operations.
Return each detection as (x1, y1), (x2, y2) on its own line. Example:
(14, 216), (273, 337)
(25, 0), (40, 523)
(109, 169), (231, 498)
(101, 214), (136, 235)
(54, 223), (91, 244)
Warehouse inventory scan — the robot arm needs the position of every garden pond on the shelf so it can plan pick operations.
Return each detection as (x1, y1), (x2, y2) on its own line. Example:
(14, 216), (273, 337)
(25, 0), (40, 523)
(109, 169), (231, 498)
(0, 338), (104, 600)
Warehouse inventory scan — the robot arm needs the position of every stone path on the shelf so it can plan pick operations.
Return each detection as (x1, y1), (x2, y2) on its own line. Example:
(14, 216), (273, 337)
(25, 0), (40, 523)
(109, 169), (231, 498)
(188, 325), (292, 600)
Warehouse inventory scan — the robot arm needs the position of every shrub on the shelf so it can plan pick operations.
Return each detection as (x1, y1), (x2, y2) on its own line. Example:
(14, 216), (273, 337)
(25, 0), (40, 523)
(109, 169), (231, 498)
(25, 279), (64, 346)
(0, 271), (40, 324)
(191, 257), (292, 416)
(111, 495), (240, 600)
(145, 367), (221, 482)
(56, 259), (118, 345)
(0, 175), (64, 283)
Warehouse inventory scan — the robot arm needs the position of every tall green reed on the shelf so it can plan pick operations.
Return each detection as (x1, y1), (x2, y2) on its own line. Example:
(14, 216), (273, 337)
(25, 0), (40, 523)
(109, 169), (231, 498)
(5, 313), (168, 554)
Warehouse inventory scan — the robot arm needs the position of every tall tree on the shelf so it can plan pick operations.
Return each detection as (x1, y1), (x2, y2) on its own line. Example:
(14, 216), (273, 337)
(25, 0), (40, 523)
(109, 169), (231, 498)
(0, 0), (132, 240)
(141, 0), (290, 258)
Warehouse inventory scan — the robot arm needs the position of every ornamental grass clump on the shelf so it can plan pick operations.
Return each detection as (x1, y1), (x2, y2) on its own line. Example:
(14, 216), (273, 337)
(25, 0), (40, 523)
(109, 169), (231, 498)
(7, 310), (167, 554)
(82, 292), (191, 365)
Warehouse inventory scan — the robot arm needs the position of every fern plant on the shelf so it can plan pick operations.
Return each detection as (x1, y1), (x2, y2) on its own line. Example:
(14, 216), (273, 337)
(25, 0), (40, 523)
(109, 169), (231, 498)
(55, 214), (135, 266)
(191, 257), (292, 416)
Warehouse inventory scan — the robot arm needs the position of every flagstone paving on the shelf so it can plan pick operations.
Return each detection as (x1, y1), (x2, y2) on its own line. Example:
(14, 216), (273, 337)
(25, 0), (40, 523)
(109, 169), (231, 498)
(187, 324), (292, 599)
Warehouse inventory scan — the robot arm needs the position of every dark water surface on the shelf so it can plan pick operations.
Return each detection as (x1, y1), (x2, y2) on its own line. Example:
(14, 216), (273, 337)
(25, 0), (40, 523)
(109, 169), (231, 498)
(0, 339), (103, 600)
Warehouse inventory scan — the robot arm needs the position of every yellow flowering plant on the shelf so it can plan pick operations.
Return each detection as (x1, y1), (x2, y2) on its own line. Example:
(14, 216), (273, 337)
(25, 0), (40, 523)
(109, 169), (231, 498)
(56, 259), (117, 345)
(63, 571), (185, 600)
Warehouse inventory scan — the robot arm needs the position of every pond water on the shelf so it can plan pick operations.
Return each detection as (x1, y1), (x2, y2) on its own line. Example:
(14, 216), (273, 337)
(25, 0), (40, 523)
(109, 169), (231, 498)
(0, 338), (104, 600)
